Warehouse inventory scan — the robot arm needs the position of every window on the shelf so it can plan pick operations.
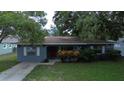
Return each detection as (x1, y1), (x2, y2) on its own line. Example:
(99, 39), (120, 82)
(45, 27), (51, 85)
(114, 44), (120, 48)
(23, 46), (40, 56)
(9, 44), (12, 48)
(27, 47), (37, 56)
(3, 44), (7, 49)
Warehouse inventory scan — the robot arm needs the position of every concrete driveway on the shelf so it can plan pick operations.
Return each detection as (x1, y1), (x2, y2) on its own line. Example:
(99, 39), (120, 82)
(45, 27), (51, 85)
(0, 62), (39, 81)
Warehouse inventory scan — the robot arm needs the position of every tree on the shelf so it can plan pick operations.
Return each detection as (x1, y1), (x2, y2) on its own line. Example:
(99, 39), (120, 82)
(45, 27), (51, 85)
(53, 11), (124, 40)
(0, 11), (47, 44)
(22, 11), (47, 27)
(16, 18), (45, 44)
(0, 12), (21, 42)
(53, 11), (80, 36)
(48, 25), (60, 36)
(105, 12), (124, 40)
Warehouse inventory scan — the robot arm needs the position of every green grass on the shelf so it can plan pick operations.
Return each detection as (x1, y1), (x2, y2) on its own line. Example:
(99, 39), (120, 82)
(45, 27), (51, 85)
(0, 53), (18, 72)
(24, 60), (124, 81)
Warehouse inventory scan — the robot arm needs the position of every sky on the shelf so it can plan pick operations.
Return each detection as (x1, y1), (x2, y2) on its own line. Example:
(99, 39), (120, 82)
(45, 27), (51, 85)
(44, 11), (55, 29)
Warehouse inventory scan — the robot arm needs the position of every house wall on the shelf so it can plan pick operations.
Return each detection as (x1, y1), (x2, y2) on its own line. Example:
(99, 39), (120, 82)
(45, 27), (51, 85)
(17, 44), (114, 62)
(0, 44), (17, 55)
(82, 44), (114, 54)
(114, 41), (124, 56)
(17, 45), (47, 62)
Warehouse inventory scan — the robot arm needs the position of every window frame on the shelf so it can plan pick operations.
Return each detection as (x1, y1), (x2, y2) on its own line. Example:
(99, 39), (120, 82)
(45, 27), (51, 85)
(23, 46), (40, 56)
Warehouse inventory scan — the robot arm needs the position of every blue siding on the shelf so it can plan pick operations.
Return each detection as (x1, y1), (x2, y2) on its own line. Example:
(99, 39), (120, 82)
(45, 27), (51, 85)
(17, 45), (47, 62)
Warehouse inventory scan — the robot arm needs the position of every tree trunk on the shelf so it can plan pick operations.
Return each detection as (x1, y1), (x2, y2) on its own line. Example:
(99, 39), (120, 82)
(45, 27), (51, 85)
(0, 36), (5, 43)
(0, 30), (7, 43)
(0, 38), (2, 43)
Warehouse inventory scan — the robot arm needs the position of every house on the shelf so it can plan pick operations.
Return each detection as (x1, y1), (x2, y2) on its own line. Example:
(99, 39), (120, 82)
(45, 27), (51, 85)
(114, 38), (124, 56)
(17, 36), (115, 62)
(0, 36), (18, 55)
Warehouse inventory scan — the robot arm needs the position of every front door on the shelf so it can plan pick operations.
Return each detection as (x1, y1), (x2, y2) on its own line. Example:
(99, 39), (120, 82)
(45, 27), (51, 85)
(47, 46), (58, 59)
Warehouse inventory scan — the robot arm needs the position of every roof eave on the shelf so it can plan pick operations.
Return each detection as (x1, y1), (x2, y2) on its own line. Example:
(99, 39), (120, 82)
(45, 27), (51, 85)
(43, 43), (114, 45)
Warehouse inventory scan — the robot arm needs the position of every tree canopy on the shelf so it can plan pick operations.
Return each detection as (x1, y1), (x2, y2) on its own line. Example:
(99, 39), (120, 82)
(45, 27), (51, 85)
(53, 11), (124, 40)
(0, 11), (47, 44)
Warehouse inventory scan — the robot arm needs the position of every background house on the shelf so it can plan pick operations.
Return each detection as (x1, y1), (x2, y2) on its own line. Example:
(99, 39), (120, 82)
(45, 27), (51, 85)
(17, 36), (114, 62)
(0, 36), (18, 55)
(114, 38), (124, 56)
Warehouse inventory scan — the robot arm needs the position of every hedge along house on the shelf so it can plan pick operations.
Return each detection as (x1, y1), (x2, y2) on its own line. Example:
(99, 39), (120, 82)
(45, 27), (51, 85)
(17, 36), (115, 62)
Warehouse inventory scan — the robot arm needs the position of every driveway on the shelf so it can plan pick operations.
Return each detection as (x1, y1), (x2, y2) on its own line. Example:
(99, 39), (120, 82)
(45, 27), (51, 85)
(0, 62), (39, 81)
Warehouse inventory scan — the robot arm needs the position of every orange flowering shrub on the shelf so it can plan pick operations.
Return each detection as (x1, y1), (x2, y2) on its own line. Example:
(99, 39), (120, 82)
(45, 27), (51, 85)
(57, 50), (80, 58)
(58, 50), (67, 57)
(67, 50), (73, 57)
(73, 51), (80, 57)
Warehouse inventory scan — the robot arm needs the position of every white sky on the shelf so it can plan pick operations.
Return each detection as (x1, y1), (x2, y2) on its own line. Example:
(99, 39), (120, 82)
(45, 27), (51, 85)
(44, 11), (55, 29)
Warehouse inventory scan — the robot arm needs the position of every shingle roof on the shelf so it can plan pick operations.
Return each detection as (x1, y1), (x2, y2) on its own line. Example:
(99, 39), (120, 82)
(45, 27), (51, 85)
(44, 36), (81, 43)
(1, 36), (19, 44)
(43, 36), (114, 45)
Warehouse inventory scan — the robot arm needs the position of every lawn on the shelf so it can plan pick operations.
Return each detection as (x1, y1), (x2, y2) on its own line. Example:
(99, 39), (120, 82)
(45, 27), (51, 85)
(24, 60), (124, 81)
(0, 53), (18, 72)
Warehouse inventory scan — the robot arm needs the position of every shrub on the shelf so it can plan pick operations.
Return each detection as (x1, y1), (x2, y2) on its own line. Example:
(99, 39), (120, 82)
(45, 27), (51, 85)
(73, 51), (80, 57)
(105, 49), (121, 60)
(67, 50), (74, 57)
(57, 50), (80, 62)
(97, 49), (121, 61)
(12, 47), (17, 53)
(58, 50), (80, 58)
(80, 48), (97, 62)
(58, 50), (67, 58)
